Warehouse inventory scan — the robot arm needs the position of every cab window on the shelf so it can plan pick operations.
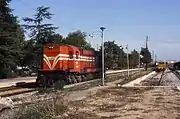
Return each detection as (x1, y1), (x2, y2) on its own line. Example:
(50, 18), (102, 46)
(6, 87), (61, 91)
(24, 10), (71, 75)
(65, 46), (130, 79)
(69, 51), (73, 59)
(76, 51), (79, 59)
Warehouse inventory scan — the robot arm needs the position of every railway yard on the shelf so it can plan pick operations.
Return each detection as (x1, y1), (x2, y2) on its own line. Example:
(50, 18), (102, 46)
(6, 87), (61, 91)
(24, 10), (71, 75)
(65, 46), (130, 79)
(2, 1), (180, 118)
(0, 68), (179, 118)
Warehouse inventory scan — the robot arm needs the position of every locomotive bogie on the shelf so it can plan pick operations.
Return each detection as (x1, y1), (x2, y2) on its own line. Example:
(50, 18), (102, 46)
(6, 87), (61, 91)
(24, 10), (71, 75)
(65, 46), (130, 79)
(36, 70), (100, 88)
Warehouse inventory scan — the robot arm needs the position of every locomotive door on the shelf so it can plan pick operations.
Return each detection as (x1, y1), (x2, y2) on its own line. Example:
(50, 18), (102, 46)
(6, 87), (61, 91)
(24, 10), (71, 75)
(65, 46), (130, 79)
(75, 51), (80, 72)
(68, 51), (74, 69)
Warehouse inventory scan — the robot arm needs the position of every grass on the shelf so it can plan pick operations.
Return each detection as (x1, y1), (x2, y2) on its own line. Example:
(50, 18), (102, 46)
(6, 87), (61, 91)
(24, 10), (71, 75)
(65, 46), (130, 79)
(126, 106), (143, 111)
(15, 98), (67, 119)
(117, 70), (152, 85)
(155, 96), (164, 100)
(36, 87), (54, 94)
(104, 86), (153, 95)
(35, 70), (151, 94)
(14, 70), (153, 119)
(100, 115), (122, 119)
(36, 80), (65, 94)
(65, 79), (101, 92)
(172, 87), (180, 92)
(65, 70), (151, 93)
(59, 111), (100, 119)
(98, 104), (121, 112)
(136, 117), (144, 119)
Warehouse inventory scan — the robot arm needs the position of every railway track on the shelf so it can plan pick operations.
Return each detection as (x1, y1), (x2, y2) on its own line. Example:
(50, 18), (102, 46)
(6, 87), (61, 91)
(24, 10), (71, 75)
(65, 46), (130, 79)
(157, 71), (165, 85)
(141, 68), (180, 86)
(172, 70), (180, 80)
(148, 71), (166, 86)
(140, 71), (166, 86)
(0, 69), (145, 97)
(0, 87), (35, 97)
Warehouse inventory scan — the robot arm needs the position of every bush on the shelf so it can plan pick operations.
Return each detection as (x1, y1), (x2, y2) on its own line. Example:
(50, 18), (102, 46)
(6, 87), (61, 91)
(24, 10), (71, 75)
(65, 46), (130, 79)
(0, 70), (18, 79)
(16, 99), (67, 119)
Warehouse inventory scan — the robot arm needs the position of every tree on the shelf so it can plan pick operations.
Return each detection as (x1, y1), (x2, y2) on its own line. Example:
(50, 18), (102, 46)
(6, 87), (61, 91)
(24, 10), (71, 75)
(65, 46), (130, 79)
(0, 0), (25, 78)
(52, 33), (65, 44)
(22, 6), (58, 68)
(129, 50), (139, 68)
(23, 6), (58, 43)
(100, 41), (125, 69)
(140, 47), (151, 66)
(65, 30), (91, 49)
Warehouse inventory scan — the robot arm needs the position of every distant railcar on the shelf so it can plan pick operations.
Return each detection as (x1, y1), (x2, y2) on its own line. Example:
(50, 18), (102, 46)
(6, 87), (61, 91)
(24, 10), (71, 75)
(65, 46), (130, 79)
(155, 61), (167, 72)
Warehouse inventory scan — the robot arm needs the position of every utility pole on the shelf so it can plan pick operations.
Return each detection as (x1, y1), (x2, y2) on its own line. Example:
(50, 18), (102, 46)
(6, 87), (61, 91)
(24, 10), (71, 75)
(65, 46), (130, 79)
(138, 51), (141, 74)
(126, 44), (130, 77)
(145, 36), (148, 71)
(152, 51), (154, 62)
(120, 44), (129, 77)
(155, 54), (157, 62)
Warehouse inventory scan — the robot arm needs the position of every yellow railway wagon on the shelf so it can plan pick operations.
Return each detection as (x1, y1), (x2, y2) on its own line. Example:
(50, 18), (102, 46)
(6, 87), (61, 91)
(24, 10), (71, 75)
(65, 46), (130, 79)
(155, 62), (167, 72)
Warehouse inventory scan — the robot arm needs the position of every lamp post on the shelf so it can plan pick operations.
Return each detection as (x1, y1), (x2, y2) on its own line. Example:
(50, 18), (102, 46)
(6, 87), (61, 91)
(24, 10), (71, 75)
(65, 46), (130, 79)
(100, 27), (106, 86)
(120, 44), (129, 77)
(89, 27), (106, 86)
(139, 51), (143, 74)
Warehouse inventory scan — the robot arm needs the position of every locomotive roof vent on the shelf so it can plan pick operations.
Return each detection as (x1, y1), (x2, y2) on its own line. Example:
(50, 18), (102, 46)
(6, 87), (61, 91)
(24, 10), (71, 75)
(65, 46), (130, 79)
(48, 46), (54, 49)
(47, 44), (56, 49)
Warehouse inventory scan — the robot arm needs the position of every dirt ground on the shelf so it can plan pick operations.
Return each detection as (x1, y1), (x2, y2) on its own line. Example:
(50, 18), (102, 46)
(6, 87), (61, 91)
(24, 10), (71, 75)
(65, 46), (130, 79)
(60, 86), (180, 119)
(2, 71), (180, 119)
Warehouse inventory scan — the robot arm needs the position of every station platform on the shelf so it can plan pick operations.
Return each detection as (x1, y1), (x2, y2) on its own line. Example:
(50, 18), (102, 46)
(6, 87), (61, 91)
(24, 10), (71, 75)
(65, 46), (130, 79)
(0, 77), (36, 88)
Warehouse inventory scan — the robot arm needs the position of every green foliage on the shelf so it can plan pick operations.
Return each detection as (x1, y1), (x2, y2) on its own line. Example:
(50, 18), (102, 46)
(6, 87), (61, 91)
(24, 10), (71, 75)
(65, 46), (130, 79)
(52, 33), (65, 44)
(129, 50), (139, 68)
(0, 0), (25, 78)
(17, 99), (67, 119)
(65, 30), (91, 49)
(36, 87), (53, 94)
(140, 47), (151, 64)
(0, 1), (149, 78)
(100, 41), (126, 69)
(99, 41), (141, 70)
(22, 6), (58, 44)
(22, 6), (58, 68)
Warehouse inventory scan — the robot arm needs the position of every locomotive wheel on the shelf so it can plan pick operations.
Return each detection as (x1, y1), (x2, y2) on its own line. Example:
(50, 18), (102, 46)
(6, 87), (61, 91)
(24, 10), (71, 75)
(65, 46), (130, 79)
(47, 78), (54, 88)
(71, 75), (77, 83)
(39, 75), (46, 87)
(86, 73), (93, 80)
(77, 76), (82, 82)
(54, 80), (65, 90)
(66, 75), (72, 84)
(81, 75), (85, 81)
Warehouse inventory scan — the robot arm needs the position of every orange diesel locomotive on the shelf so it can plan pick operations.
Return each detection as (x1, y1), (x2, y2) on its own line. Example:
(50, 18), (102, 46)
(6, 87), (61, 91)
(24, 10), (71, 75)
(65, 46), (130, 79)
(36, 44), (101, 87)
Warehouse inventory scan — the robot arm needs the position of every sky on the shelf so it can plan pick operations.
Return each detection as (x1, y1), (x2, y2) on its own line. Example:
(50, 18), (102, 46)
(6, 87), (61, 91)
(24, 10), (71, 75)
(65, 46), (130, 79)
(11, 0), (180, 60)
